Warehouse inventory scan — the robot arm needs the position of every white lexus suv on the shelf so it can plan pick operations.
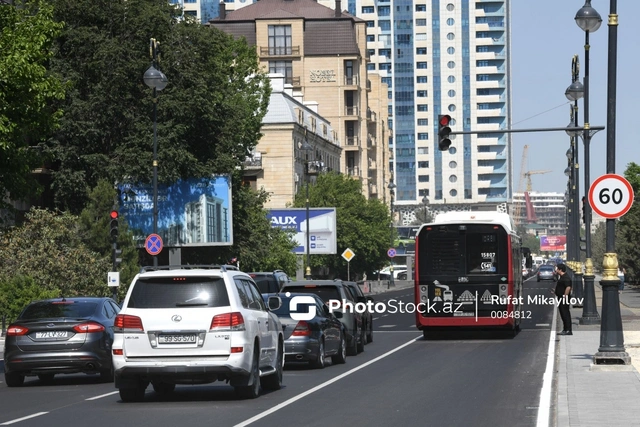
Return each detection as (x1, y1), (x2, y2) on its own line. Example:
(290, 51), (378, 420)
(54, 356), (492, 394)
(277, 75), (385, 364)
(112, 265), (284, 402)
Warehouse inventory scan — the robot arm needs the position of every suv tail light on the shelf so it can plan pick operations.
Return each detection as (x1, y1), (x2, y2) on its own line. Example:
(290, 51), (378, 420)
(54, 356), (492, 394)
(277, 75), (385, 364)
(73, 322), (106, 333)
(6, 325), (29, 336)
(114, 314), (144, 332)
(292, 321), (311, 336)
(210, 312), (245, 331)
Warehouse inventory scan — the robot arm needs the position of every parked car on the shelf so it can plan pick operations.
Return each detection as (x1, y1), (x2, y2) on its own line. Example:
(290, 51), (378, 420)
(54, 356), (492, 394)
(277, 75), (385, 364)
(3, 297), (121, 387)
(522, 266), (530, 279)
(248, 270), (291, 294)
(537, 265), (556, 282)
(262, 293), (346, 368)
(280, 280), (365, 356)
(112, 265), (284, 402)
(342, 282), (374, 343)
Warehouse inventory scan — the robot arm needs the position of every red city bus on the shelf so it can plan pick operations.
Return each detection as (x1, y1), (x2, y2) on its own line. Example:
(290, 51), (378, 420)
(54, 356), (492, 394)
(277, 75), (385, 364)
(414, 211), (524, 338)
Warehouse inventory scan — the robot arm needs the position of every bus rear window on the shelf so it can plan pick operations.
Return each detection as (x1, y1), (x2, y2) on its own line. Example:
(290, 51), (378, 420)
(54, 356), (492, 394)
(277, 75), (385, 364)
(466, 233), (500, 274)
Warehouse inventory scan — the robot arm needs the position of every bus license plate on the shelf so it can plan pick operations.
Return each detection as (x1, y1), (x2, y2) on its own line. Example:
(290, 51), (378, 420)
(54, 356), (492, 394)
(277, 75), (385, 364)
(158, 334), (197, 344)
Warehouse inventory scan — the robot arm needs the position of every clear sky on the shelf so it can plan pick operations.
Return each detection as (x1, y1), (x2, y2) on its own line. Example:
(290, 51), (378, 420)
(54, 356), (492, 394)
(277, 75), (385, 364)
(510, 1), (640, 195)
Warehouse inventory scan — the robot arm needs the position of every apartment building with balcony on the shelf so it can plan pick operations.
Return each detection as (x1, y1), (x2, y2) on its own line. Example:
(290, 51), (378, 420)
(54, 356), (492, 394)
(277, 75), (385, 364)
(209, 0), (390, 202)
(511, 192), (567, 236)
(316, 0), (513, 220)
(242, 74), (342, 209)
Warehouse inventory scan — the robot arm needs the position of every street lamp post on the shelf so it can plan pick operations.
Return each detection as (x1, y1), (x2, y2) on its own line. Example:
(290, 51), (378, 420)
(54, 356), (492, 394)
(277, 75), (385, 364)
(565, 56), (583, 304)
(594, 0), (629, 364)
(575, 0), (602, 325)
(301, 137), (314, 279)
(143, 38), (168, 268)
(388, 181), (396, 288)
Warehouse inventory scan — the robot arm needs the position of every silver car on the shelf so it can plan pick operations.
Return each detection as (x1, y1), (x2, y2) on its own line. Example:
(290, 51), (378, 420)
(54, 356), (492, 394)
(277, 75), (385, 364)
(537, 265), (556, 282)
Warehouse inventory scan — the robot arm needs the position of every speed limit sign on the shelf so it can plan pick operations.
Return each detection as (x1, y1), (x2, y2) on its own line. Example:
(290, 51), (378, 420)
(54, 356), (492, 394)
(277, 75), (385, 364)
(588, 174), (634, 219)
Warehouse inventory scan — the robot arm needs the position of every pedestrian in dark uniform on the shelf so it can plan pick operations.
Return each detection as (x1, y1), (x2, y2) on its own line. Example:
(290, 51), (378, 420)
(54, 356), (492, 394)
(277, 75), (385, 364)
(554, 263), (572, 335)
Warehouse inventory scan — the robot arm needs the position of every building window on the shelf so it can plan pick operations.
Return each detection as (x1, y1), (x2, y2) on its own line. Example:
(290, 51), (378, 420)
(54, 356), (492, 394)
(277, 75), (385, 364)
(269, 61), (293, 82)
(378, 6), (390, 16)
(368, 49), (375, 57)
(415, 4), (426, 12)
(417, 104), (428, 112)
(362, 6), (374, 13)
(184, 10), (197, 16)
(382, 77), (392, 86)
(447, 47), (455, 55)
(366, 21), (375, 28)
(447, 18), (455, 26)
(379, 48), (391, 58)
(448, 90), (456, 97)
(447, 32), (455, 40)
(449, 161), (457, 168)
(416, 47), (427, 55)
(417, 133), (429, 140)
(416, 19), (427, 26)
(367, 63), (376, 71)
(449, 175), (457, 183)
(447, 61), (455, 69)
(448, 75), (456, 83)
(268, 25), (292, 55)
(447, 3), (455, 11)
(418, 175), (430, 183)
(417, 90), (428, 97)
(448, 104), (456, 112)
(417, 119), (428, 126)
(418, 147), (429, 155)
(367, 35), (375, 42)
(417, 76), (428, 83)
(416, 33), (427, 41)
(380, 63), (392, 71)
(477, 60), (490, 67)
(379, 20), (391, 31)
(418, 161), (429, 168)
(417, 62), (428, 69)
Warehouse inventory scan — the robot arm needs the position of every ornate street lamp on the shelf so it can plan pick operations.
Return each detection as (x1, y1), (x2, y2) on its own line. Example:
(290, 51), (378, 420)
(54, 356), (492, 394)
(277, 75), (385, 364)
(301, 137), (313, 279)
(575, 0), (602, 326)
(143, 38), (168, 267)
(388, 181), (396, 288)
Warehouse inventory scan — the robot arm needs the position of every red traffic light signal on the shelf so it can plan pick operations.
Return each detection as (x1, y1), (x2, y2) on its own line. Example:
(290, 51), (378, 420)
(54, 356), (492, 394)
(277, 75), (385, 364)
(110, 210), (118, 220)
(110, 210), (119, 239)
(438, 114), (452, 151)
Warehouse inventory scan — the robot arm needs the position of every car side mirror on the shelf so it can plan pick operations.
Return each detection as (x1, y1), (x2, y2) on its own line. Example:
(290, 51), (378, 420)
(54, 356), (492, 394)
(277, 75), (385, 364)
(267, 296), (282, 311)
(333, 311), (343, 319)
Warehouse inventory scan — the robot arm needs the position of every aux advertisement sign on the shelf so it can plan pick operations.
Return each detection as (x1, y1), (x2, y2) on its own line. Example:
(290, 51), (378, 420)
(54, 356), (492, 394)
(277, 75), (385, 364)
(268, 208), (337, 255)
(540, 235), (566, 252)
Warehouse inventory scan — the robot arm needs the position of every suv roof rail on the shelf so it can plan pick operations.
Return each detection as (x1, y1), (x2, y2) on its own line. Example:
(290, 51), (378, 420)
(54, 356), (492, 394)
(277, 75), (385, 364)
(139, 264), (240, 273)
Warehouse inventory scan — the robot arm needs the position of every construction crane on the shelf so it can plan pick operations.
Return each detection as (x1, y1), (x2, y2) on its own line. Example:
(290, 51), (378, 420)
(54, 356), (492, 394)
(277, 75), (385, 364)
(524, 170), (552, 192)
(513, 145), (529, 227)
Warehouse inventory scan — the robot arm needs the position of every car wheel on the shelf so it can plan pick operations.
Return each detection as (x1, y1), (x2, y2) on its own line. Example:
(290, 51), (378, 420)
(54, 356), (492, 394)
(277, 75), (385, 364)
(310, 338), (325, 369)
(357, 326), (365, 353)
(235, 348), (261, 399)
(99, 368), (113, 383)
(38, 374), (55, 384)
(366, 319), (373, 343)
(347, 328), (358, 356)
(5, 372), (25, 387)
(331, 333), (347, 364)
(261, 340), (283, 390)
(152, 381), (176, 394)
(119, 381), (147, 402)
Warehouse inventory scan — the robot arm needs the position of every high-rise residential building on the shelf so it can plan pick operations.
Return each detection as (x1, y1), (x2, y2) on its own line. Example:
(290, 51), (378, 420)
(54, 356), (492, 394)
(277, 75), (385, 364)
(512, 192), (567, 236)
(210, 0), (390, 204)
(317, 0), (512, 221)
(170, 0), (219, 23)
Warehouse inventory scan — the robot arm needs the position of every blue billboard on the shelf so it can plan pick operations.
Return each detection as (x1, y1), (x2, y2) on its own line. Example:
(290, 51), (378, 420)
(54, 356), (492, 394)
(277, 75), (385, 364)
(118, 175), (233, 247)
(268, 208), (337, 255)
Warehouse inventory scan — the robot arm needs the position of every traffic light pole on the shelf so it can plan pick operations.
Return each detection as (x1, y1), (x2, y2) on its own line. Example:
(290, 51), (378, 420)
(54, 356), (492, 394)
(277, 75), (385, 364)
(447, 125), (604, 136)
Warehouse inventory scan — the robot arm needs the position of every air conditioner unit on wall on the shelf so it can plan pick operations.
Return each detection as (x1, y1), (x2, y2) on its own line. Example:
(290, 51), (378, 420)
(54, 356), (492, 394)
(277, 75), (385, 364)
(294, 173), (299, 182)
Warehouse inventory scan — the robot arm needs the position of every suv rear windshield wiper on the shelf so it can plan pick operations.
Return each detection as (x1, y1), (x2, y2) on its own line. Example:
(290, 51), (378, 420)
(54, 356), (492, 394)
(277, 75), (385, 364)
(175, 302), (209, 307)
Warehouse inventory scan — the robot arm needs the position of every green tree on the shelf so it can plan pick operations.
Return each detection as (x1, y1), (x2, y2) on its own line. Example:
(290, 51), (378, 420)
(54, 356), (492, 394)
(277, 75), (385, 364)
(0, 208), (111, 297)
(46, 0), (270, 213)
(0, 0), (65, 212)
(79, 180), (140, 297)
(0, 275), (59, 324)
(616, 162), (640, 283)
(294, 172), (390, 279)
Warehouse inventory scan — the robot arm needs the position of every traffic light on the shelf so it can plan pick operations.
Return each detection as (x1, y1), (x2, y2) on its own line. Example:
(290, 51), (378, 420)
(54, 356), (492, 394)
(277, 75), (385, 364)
(581, 196), (586, 224)
(109, 210), (119, 240)
(112, 247), (122, 268)
(438, 114), (452, 151)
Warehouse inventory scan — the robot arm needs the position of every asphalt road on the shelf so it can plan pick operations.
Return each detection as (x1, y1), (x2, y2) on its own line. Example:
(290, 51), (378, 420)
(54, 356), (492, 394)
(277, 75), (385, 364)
(0, 277), (555, 427)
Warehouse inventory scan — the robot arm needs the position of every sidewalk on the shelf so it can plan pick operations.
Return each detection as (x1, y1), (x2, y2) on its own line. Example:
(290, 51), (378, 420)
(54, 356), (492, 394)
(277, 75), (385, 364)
(556, 279), (640, 427)
(360, 279), (414, 295)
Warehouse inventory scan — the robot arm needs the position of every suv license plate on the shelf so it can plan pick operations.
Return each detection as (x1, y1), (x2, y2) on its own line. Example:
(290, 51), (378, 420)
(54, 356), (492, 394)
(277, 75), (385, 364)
(158, 334), (197, 344)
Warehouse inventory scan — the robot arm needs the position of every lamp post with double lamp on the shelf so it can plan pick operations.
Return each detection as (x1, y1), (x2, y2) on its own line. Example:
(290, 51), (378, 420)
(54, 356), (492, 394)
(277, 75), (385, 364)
(388, 181), (396, 288)
(575, 0), (602, 325)
(565, 56), (584, 304)
(143, 38), (168, 267)
(594, 0), (629, 364)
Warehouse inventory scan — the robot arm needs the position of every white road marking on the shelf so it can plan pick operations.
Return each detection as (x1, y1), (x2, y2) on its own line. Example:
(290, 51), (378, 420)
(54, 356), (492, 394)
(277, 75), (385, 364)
(379, 325), (396, 328)
(86, 391), (119, 401)
(536, 305), (557, 427)
(1, 412), (48, 425)
(373, 317), (379, 320)
(234, 336), (420, 427)
(535, 324), (550, 327)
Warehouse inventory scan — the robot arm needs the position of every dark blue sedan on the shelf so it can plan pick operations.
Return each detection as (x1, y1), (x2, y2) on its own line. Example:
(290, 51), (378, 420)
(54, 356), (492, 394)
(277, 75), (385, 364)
(262, 293), (346, 369)
(3, 297), (120, 386)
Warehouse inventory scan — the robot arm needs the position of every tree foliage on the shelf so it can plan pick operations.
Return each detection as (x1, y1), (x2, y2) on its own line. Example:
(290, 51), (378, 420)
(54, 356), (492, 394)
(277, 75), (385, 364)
(616, 162), (640, 283)
(294, 172), (390, 279)
(0, 208), (111, 297)
(0, 0), (65, 210)
(0, 275), (59, 323)
(46, 0), (271, 213)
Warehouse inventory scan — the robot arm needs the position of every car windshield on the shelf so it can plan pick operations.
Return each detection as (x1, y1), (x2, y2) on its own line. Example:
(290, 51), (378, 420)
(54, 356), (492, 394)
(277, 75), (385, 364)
(127, 277), (230, 308)
(20, 301), (98, 320)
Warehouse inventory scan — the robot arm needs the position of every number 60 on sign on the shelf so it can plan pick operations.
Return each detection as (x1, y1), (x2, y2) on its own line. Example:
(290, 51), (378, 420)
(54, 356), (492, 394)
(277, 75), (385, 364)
(588, 174), (634, 219)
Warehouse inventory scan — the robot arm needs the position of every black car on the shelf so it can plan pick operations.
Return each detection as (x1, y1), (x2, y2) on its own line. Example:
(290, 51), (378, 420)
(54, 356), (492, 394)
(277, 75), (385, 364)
(248, 270), (291, 294)
(262, 293), (347, 368)
(280, 280), (365, 356)
(3, 297), (120, 387)
(343, 282), (374, 344)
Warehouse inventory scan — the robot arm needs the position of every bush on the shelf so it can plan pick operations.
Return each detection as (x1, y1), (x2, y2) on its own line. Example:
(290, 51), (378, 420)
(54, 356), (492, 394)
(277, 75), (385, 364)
(0, 275), (59, 324)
